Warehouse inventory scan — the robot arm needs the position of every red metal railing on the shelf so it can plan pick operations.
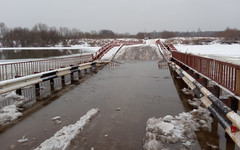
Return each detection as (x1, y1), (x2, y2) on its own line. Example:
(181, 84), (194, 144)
(90, 40), (142, 61)
(0, 55), (91, 81)
(172, 51), (240, 96)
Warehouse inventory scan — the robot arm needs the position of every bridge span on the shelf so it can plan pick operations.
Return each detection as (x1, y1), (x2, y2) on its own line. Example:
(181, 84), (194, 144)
(0, 39), (240, 149)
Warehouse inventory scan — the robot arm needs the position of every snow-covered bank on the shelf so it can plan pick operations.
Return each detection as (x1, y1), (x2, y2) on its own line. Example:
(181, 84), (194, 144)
(175, 43), (240, 57)
(174, 43), (240, 65)
(0, 92), (29, 126)
(35, 108), (100, 150)
(144, 97), (212, 150)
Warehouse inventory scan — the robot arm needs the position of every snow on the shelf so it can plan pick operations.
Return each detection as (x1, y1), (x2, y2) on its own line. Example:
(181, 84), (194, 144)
(0, 105), (22, 126)
(181, 88), (194, 95)
(51, 116), (61, 121)
(17, 136), (29, 143)
(100, 46), (122, 61)
(144, 98), (212, 150)
(0, 91), (30, 126)
(174, 43), (240, 65)
(175, 43), (240, 56)
(35, 108), (100, 150)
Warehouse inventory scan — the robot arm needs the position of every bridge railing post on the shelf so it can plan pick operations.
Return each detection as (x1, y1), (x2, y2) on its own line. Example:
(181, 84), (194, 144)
(236, 68), (240, 96)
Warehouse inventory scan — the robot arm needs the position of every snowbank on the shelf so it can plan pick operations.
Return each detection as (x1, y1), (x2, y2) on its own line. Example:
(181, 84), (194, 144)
(144, 98), (212, 150)
(35, 108), (100, 150)
(0, 91), (29, 126)
(0, 105), (22, 126)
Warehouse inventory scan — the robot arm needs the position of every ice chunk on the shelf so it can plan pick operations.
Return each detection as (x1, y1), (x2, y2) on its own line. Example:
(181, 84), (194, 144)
(35, 108), (100, 150)
(144, 106), (212, 149)
(163, 115), (174, 122)
(18, 136), (28, 143)
(51, 116), (61, 121)
(0, 105), (22, 126)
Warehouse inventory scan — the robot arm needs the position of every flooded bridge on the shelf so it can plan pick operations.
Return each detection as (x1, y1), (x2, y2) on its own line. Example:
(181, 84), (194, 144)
(0, 40), (240, 150)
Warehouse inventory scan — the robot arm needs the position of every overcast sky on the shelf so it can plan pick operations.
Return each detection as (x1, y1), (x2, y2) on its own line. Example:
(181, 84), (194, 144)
(0, 0), (239, 34)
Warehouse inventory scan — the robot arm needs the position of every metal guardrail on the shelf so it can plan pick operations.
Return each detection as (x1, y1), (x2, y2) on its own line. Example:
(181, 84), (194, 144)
(0, 40), (142, 82)
(0, 55), (91, 81)
(172, 51), (240, 97)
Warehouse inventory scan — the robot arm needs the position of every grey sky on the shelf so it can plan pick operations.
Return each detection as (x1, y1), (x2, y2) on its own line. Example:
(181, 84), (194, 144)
(0, 0), (239, 34)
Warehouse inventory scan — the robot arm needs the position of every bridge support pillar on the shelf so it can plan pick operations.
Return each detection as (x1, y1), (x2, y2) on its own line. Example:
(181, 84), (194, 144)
(50, 78), (55, 92)
(35, 83), (40, 99)
(16, 89), (22, 96)
(79, 70), (84, 78)
(229, 97), (239, 112)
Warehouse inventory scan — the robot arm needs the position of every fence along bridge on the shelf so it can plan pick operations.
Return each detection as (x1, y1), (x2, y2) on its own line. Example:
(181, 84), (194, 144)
(156, 40), (240, 148)
(1, 39), (240, 148)
(0, 40), (141, 108)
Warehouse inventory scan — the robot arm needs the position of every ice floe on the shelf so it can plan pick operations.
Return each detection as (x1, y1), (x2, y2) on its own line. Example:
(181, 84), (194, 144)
(35, 108), (100, 150)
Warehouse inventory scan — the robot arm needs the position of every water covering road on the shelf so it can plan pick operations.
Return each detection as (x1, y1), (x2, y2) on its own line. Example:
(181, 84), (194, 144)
(0, 60), (186, 150)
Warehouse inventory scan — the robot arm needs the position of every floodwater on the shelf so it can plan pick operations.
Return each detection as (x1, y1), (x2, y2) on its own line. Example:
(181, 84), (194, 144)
(0, 61), (185, 150)
(0, 60), (239, 150)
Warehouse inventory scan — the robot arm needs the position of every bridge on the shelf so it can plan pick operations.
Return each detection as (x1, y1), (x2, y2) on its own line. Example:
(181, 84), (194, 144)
(156, 39), (240, 148)
(0, 39), (240, 149)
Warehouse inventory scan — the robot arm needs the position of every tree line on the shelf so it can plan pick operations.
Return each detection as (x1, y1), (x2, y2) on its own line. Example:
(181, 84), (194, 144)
(0, 22), (240, 47)
(0, 23), (135, 47)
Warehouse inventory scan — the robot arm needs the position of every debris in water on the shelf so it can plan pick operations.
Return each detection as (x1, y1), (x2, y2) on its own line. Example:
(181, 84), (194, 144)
(52, 116), (61, 121)
(104, 134), (109, 138)
(181, 87), (194, 95)
(52, 116), (62, 124)
(206, 142), (218, 149)
(188, 98), (202, 108)
(18, 136), (29, 143)
(116, 108), (121, 111)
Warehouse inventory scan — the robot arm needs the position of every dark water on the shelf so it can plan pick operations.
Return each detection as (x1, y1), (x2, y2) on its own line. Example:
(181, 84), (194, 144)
(0, 61), (185, 150)
(0, 61), (238, 150)
(0, 49), (84, 59)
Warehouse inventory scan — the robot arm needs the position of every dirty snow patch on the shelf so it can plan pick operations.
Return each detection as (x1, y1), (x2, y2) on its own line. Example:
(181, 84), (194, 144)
(0, 105), (22, 126)
(35, 108), (100, 150)
(144, 106), (212, 149)
(0, 91), (30, 126)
